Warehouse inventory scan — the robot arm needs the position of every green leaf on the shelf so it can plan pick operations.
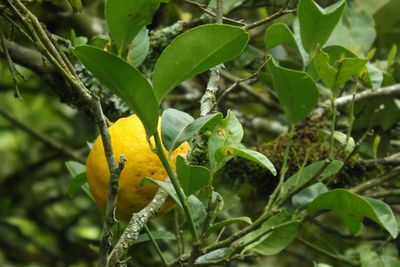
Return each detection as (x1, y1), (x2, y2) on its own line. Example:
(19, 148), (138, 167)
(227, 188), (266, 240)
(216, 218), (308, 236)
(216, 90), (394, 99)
(206, 217), (252, 235)
(127, 27), (150, 67)
(336, 57), (368, 88)
(176, 156), (211, 195)
(173, 113), (223, 151)
(308, 189), (398, 238)
(208, 111), (243, 171)
(194, 248), (235, 265)
(67, 0), (83, 12)
(365, 63), (383, 90)
(325, 5), (376, 55)
(136, 230), (176, 244)
(65, 161), (85, 177)
(248, 221), (299, 256)
(188, 195), (206, 229)
(141, 177), (182, 208)
(67, 173), (87, 196)
(153, 24), (249, 101)
(267, 58), (319, 124)
(264, 23), (299, 52)
(239, 211), (299, 255)
(314, 50), (367, 93)
(214, 146), (276, 175)
(318, 130), (355, 152)
(292, 182), (329, 209)
(161, 109), (194, 152)
(282, 160), (343, 194)
(314, 50), (337, 89)
(298, 0), (346, 52)
(74, 45), (159, 137)
(105, 0), (166, 54)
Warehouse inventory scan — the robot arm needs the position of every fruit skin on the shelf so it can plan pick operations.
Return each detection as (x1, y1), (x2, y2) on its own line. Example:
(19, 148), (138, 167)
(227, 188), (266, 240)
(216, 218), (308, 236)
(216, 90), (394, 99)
(86, 114), (190, 219)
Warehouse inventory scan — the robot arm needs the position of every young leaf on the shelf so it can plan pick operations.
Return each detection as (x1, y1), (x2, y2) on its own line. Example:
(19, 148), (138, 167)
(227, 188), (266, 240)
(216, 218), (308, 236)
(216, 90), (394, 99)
(208, 111), (243, 171)
(74, 45), (159, 138)
(298, 0), (345, 52)
(105, 0), (166, 54)
(173, 113), (223, 151)
(335, 57), (368, 88)
(308, 189), (398, 238)
(282, 160), (343, 194)
(206, 217), (252, 235)
(153, 24), (249, 101)
(161, 109), (194, 152)
(314, 50), (337, 89)
(176, 156), (211, 195)
(214, 146), (276, 175)
(127, 27), (150, 67)
(267, 58), (319, 124)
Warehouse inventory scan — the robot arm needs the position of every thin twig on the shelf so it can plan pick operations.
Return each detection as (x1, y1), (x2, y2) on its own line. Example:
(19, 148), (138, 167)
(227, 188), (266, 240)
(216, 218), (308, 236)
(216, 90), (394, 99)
(182, 0), (245, 26)
(0, 26), (23, 99)
(108, 187), (169, 266)
(351, 166), (400, 194)
(244, 8), (296, 30)
(217, 59), (269, 105)
(313, 83), (400, 118)
(144, 224), (168, 267)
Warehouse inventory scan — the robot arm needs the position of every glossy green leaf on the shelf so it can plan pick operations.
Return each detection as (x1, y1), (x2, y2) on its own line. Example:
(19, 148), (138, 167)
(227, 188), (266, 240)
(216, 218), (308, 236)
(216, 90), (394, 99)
(208, 111), (243, 171)
(282, 160), (343, 194)
(267, 58), (319, 124)
(292, 182), (328, 209)
(74, 45), (159, 137)
(161, 109), (194, 152)
(127, 27), (150, 67)
(136, 230), (176, 244)
(206, 217), (252, 235)
(172, 113), (223, 151)
(214, 146), (276, 175)
(141, 177), (182, 208)
(308, 189), (398, 238)
(153, 24), (249, 101)
(188, 195), (206, 229)
(298, 0), (345, 52)
(176, 156), (211, 195)
(264, 23), (299, 52)
(105, 0), (166, 54)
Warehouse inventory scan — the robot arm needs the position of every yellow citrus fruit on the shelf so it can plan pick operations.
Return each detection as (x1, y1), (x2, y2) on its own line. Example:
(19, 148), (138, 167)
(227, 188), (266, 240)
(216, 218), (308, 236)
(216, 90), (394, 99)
(86, 114), (190, 219)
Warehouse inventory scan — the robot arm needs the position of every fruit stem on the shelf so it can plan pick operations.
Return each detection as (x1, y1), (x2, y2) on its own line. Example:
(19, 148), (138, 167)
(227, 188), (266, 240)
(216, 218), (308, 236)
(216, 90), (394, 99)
(153, 132), (201, 243)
